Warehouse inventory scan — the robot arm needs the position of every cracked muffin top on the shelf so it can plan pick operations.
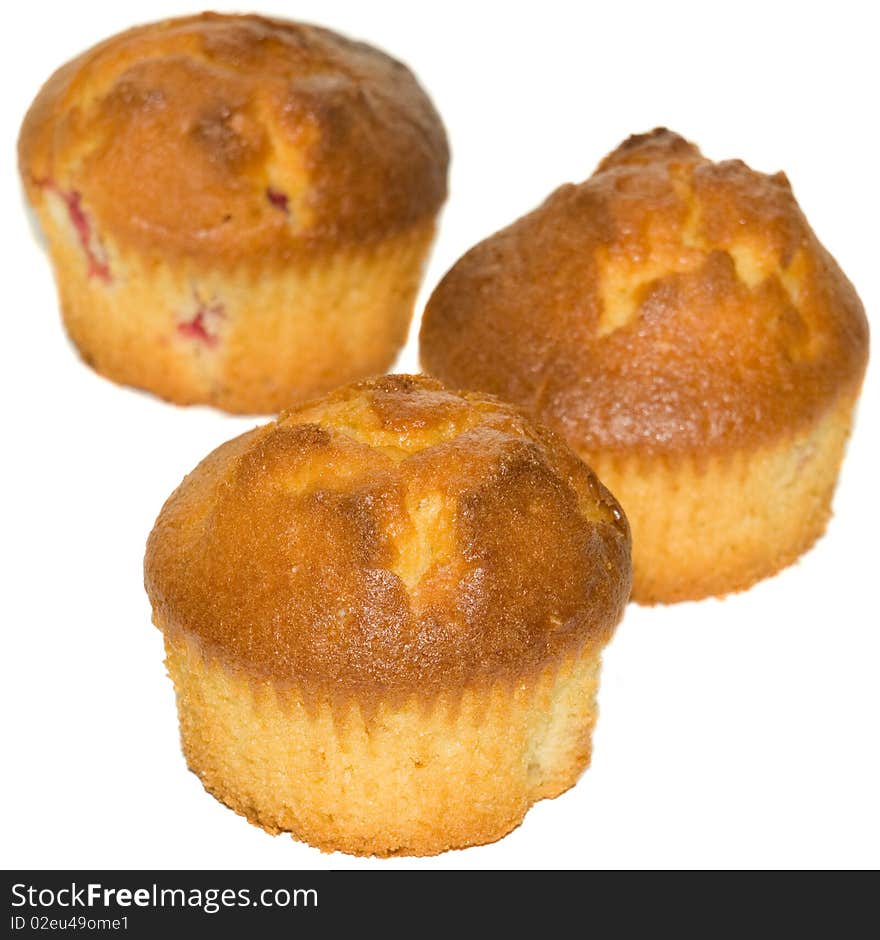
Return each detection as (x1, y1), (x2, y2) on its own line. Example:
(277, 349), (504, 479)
(19, 12), (449, 263)
(421, 129), (868, 455)
(144, 375), (631, 703)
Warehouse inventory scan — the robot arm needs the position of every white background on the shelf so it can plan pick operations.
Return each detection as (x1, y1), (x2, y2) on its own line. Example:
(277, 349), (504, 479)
(2, 0), (878, 871)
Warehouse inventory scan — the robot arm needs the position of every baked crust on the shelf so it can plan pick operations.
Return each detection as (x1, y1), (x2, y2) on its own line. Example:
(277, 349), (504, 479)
(41, 215), (435, 412)
(165, 634), (603, 856)
(144, 375), (631, 702)
(19, 13), (448, 264)
(587, 390), (858, 603)
(421, 129), (868, 455)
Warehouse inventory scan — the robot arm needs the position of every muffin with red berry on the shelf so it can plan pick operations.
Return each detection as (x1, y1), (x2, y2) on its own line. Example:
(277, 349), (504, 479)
(19, 12), (448, 412)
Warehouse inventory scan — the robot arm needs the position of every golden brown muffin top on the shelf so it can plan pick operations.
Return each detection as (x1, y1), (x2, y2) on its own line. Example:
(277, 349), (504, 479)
(19, 13), (448, 264)
(421, 129), (868, 456)
(144, 375), (631, 703)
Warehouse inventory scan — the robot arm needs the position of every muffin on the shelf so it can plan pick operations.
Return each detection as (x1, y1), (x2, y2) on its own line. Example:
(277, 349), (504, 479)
(19, 13), (448, 413)
(421, 129), (869, 604)
(144, 374), (631, 856)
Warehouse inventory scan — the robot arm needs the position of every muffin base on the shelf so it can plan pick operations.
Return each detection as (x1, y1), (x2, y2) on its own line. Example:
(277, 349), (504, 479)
(583, 392), (860, 604)
(35, 187), (435, 413)
(163, 634), (603, 857)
